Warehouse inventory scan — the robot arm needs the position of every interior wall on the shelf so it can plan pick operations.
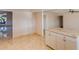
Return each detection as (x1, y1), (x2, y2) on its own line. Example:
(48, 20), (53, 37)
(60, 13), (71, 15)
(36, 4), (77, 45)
(33, 12), (42, 36)
(45, 12), (60, 29)
(13, 11), (60, 38)
(13, 11), (35, 38)
(63, 13), (79, 32)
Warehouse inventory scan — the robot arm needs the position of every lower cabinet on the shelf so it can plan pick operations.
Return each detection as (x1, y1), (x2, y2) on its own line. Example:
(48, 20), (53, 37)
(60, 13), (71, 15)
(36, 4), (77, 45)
(45, 31), (77, 50)
(56, 34), (65, 50)
(49, 32), (57, 49)
(64, 36), (76, 50)
(45, 31), (56, 49)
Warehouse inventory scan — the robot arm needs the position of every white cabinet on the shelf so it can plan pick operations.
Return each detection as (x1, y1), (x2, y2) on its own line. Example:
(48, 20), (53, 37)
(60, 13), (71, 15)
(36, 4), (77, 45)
(56, 34), (65, 50)
(45, 31), (51, 47)
(64, 36), (76, 50)
(45, 31), (56, 49)
(50, 33), (57, 49)
(45, 31), (77, 50)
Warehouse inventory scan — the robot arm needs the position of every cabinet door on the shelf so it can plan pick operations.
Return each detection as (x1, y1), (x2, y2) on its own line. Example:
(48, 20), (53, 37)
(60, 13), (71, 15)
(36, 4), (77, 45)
(49, 32), (57, 49)
(45, 31), (51, 47)
(56, 34), (65, 50)
(45, 31), (56, 49)
(65, 36), (76, 50)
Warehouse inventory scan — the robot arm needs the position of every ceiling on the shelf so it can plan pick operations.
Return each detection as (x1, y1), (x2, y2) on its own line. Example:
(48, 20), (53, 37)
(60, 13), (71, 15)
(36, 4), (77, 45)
(0, 9), (79, 14)
(0, 9), (42, 12)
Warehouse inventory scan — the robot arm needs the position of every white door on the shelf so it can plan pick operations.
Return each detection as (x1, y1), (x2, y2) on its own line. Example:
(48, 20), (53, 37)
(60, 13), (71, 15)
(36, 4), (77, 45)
(65, 36), (76, 50)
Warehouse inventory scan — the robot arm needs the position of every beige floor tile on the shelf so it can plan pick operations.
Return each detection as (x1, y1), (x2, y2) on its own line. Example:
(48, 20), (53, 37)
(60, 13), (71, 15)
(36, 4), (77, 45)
(0, 34), (50, 50)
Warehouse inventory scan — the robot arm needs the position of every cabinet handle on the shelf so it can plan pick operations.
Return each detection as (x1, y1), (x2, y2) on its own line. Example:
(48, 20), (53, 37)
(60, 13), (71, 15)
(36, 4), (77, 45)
(64, 39), (66, 42)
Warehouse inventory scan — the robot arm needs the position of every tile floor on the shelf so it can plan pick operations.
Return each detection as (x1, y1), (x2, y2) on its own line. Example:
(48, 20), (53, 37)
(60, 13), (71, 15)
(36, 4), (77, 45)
(0, 34), (50, 50)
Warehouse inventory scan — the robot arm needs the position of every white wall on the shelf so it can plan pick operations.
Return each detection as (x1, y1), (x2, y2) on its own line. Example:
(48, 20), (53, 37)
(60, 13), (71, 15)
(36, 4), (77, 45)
(33, 12), (43, 36)
(13, 11), (60, 38)
(63, 13), (79, 32)
(45, 12), (60, 29)
(13, 11), (35, 38)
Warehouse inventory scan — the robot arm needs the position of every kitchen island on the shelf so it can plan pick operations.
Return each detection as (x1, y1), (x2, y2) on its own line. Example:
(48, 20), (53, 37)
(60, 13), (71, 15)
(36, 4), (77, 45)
(45, 28), (79, 50)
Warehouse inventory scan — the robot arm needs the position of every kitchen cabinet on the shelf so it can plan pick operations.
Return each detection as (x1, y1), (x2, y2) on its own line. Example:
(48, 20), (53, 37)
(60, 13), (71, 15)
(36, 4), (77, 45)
(46, 31), (65, 50)
(45, 31), (56, 49)
(64, 36), (76, 50)
(49, 32), (57, 49)
(56, 34), (65, 50)
(45, 28), (79, 50)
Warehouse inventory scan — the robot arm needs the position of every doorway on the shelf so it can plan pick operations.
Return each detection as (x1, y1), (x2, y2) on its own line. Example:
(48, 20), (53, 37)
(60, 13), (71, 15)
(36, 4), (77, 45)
(59, 16), (63, 28)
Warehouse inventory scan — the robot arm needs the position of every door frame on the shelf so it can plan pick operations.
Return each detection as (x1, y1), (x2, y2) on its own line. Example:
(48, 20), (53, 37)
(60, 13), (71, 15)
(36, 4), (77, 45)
(42, 10), (47, 37)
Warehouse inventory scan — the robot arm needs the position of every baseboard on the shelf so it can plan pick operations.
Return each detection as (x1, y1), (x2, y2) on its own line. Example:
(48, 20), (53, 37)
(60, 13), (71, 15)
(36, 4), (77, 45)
(13, 32), (35, 39)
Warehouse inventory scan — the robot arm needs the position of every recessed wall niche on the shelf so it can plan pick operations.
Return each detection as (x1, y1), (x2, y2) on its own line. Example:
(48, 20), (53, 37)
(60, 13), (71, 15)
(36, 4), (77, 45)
(0, 11), (12, 39)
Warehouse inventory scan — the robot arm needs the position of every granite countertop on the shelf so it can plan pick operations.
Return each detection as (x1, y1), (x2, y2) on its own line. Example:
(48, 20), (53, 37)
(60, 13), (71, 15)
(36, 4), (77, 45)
(47, 28), (79, 38)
